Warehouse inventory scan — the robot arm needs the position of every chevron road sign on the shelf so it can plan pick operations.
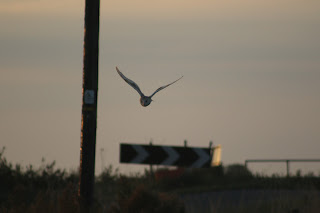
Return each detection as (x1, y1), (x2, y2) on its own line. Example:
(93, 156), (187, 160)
(120, 143), (212, 168)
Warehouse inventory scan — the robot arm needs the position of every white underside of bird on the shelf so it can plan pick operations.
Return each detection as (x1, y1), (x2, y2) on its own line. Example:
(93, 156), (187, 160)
(116, 67), (183, 107)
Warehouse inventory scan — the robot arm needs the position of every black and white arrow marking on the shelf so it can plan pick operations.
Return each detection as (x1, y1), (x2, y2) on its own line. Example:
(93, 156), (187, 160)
(161, 146), (179, 165)
(131, 145), (149, 164)
(120, 143), (212, 168)
(191, 148), (211, 168)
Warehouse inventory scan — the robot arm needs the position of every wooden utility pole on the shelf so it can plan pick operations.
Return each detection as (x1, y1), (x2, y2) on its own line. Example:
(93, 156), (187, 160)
(79, 0), (100, 208)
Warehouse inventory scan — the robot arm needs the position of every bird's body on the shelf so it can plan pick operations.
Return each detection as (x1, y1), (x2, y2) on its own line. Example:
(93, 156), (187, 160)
(116, 67), (183, 107)
(139, 96), (152, 107)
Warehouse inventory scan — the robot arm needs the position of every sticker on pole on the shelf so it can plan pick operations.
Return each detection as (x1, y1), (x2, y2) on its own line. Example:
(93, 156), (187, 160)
(84, 90), (95, 104)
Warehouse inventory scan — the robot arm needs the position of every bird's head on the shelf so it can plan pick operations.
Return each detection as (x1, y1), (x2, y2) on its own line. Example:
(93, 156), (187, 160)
(140, 96), (152, 107)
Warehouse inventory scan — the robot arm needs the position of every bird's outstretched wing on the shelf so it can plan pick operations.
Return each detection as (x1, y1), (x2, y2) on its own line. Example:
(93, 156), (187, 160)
(116, 67), (144, 97)
(150, 76), (183, 98)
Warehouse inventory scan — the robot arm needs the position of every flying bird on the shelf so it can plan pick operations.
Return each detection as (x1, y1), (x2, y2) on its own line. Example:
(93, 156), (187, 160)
(116, 67), (183, 107)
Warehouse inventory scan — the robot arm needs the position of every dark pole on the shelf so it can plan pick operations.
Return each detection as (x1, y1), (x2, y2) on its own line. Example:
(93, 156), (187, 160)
(79, 0), (100, 208)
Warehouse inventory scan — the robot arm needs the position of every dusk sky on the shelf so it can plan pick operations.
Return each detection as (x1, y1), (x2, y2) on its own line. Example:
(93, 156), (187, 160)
(1, 0), (320, 175)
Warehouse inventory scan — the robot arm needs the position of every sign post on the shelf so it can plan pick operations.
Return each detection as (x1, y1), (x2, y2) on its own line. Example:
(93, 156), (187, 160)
(79, 0), (100, 208)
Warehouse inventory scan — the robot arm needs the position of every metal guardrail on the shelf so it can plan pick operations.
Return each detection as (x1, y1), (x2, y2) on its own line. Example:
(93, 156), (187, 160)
(245, 159), (320, 176)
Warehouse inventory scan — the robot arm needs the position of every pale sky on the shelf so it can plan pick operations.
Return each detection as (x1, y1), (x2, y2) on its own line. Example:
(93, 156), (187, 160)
(1, 0), (320, 175)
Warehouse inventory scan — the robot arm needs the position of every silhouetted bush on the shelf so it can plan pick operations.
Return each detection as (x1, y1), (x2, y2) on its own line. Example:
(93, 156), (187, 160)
(1, 147), (320, 212)
(0, 147), (79, 212)
(108, 185), (185, 213)
(225, 164), (253, 178)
